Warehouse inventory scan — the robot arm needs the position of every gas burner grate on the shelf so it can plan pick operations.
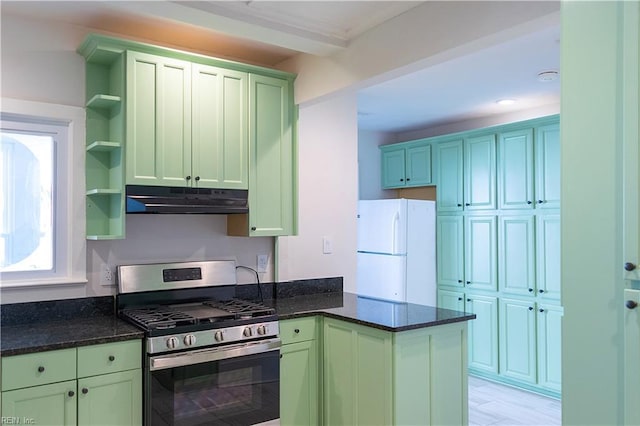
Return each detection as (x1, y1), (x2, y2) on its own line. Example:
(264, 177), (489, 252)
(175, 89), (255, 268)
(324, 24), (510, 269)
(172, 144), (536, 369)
(204, 298), (275, 319)
(121, 306), (197, 330)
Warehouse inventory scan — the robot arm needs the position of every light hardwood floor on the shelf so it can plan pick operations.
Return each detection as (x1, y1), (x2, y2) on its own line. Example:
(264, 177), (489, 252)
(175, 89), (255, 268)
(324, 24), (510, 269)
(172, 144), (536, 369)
(469, 376), (561, 426)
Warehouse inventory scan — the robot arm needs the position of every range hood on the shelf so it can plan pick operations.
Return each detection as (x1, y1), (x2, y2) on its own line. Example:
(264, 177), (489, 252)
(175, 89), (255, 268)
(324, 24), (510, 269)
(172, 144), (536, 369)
(125, 185), (248, 214)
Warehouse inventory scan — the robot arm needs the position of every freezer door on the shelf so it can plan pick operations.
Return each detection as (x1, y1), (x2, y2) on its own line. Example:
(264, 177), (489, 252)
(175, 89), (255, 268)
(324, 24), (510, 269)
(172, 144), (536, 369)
(357, 199), (407, 255)
(357, 252), (407, 302)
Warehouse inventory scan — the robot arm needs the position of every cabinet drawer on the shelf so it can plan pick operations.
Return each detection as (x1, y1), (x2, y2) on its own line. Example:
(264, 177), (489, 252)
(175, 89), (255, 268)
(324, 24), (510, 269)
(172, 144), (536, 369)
(2, 348), (76, 391)
(77, 340), (142, 378)
(280, 317), (317, 344)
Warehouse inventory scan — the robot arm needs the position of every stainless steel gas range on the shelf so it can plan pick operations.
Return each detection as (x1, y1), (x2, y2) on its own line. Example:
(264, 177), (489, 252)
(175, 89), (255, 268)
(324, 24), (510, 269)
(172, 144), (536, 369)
(116, 260), (280, 426)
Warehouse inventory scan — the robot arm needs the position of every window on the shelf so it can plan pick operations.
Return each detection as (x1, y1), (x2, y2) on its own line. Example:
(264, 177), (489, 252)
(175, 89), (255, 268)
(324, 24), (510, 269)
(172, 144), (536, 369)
(0, 98), (86, 291)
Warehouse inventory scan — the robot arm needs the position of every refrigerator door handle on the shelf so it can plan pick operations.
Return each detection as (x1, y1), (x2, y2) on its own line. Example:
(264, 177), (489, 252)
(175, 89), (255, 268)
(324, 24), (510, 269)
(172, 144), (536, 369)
(392, 212), (400, 254)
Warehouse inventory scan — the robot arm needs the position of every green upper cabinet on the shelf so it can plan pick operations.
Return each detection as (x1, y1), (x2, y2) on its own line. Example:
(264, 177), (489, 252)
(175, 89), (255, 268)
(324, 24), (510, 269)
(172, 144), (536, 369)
(126, 51), (192, 187)
(126, 52), (249, 189)
(435, 139), (464, 212)
(497, 123), (559, 210)
(228, 74), (294, 237)
(498, 129), (534, 209)
(535, 123), (560, 209)
(191, 64), (248, 189)
(499, 215), (535, 296)
(464, 134), (497, 210)
(380, 141), (432, 189)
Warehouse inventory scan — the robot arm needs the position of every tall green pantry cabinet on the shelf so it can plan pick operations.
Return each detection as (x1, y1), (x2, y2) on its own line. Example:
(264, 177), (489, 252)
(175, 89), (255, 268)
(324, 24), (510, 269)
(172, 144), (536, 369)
(429, 115), (562, 398)
(78, 34), (297, 239)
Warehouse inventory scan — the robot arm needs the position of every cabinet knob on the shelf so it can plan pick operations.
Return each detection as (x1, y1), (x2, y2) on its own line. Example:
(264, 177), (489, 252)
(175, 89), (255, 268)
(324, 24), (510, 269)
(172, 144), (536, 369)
(528, 288), (533, 292)
(624, 262), (637, 271)
(457, 297), (463, 301)
(466, 298), (472, 302)
(466, 281), (471, 285)
(186, 175), (191, 181)
(251, 226), (257, 231)
(195, 176), (200, 182)
(528, 306), (534, 311)
(457, 203), (462, 207)
(527, 201), (532, 205)
(294, 328), (300, 334)
(537, 200), (544, 204)
(465, 203), (470, 206)
(82, 388), (89, 394)
(108, 355), (115, 362)
(400, 178), (404, 182)
(539, 308), (545, 313)
(280, 354), (283, 359)
(626, 300), (638, 310)
(457, 279), (463, 283)
(37, 366), (45, 373)
(68, 390), (75, 397)
(406, 178), (410, 181)
(539, 289), (544, 294)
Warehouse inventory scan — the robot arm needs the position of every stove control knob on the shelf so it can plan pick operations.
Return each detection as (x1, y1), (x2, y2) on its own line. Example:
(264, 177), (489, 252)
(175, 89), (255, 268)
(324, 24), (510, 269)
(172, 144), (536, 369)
(257, 325), (267, 335)
(214, 331), (224, 342)
(183, 334), (196, 347)
(166, 337), (179, 350)
(243, 327), (252, 337)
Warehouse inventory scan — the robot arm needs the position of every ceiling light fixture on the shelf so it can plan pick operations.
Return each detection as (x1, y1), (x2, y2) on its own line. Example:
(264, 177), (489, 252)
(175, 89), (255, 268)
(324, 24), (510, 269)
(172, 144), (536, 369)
(496, 99), (516, 106)
(537, 70), (559, 82)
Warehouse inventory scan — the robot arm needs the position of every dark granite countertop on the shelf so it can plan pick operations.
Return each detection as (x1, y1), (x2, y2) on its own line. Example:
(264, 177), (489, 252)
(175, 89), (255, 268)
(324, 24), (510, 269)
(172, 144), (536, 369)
(1, 297), (144, 357)
(269, 292), (475, 332)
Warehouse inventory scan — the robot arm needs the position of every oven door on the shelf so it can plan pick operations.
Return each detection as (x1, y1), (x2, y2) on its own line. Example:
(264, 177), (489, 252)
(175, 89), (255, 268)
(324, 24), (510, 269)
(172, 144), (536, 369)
(146, 338), (280, 426)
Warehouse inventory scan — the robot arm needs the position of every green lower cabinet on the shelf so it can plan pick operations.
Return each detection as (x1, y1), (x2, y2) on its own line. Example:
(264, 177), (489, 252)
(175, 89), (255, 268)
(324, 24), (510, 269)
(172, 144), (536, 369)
(437, 288), (465, 312)
(2, 380), (77, 426)
(77, 370), (142, 426)
(466, 294), (499, 374)
(323, 317), (468, 425)
(499, 298), (537, 384)
(537, 304), (562, 393)
(280, 340), (319, 426)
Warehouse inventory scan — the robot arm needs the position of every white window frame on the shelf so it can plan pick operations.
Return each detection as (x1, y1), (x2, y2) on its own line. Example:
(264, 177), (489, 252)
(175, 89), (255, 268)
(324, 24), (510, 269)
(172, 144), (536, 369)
(0, 98), (86, 291)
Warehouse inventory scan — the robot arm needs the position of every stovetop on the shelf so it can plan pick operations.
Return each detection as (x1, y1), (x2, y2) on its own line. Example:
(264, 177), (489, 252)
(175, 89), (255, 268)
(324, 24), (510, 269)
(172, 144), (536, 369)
(121, 298), (276, 333)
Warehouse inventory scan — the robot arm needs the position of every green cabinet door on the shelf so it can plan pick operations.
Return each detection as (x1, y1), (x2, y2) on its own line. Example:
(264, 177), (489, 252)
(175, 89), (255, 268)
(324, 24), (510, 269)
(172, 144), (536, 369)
(624, 289), (640, 423)
(466, 294), (498, 374)
(437, 289), (465, 311)
(536, 214), (561, 301)
(537, 304), (562, 393)
(498, 129), (534, 209)
(534, 123), (560, 209)
(77, 369), (142, 426)
(499, 215), (535, 296)
(435, 139), (464, 212)
(464, 134), (496, 210)
(126, 51), (192, 187)
(499, 298), (537, 384)
(247, 74), (294, 236)
(381, 148), (406, 188)
(323, 318), (392, 426)
(436, 215), (464, 287)
(192, 64), (248, 189)
(464, 215), (497, 291)
(2, 380), (77, 426)
(405, 143), (431, 186)
(280, 340), (319, 426)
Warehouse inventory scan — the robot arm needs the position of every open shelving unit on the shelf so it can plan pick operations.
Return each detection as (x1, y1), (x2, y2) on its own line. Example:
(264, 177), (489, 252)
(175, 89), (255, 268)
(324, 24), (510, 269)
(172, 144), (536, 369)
(81, 44), (126, 240)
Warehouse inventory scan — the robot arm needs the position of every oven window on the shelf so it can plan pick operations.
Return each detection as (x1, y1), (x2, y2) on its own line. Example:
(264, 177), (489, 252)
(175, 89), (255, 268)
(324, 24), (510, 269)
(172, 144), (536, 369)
(148, 350), (279, 426)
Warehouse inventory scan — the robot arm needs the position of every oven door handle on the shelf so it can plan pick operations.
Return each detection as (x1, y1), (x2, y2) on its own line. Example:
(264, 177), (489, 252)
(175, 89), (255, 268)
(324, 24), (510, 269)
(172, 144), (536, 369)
(149, 338), (281, 371)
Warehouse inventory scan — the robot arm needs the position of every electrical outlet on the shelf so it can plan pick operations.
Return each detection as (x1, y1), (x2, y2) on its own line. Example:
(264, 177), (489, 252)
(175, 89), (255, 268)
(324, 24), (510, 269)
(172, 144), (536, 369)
(257, 255), (268, 273)
(102, 264), (113, 286)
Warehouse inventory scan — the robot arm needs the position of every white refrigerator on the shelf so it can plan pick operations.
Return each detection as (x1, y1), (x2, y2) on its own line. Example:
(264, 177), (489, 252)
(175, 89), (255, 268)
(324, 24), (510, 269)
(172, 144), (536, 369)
(356, 198), (436, 306)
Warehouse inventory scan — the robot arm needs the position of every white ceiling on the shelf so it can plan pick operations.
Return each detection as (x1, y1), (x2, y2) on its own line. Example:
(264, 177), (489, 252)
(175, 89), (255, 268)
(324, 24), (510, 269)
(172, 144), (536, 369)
(1, 1), (560, 134)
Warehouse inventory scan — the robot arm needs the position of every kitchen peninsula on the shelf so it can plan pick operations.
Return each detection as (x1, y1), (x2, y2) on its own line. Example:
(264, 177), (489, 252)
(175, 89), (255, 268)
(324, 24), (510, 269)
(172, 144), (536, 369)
(1, 286), (474, 426)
